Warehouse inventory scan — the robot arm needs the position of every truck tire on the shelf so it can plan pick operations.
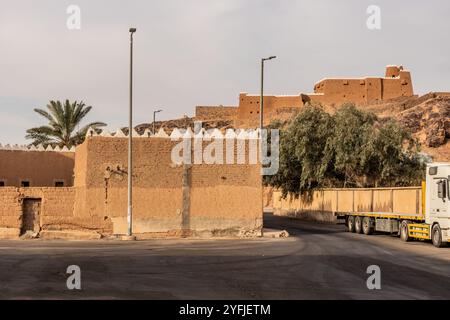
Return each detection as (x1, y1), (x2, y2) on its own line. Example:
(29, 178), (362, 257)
(432, 224), (446, 248)
(362, 217), (374, 235)
(355, 216), (363, 234)
(400, 221), (410, 242)
(347, 216), (355, 233)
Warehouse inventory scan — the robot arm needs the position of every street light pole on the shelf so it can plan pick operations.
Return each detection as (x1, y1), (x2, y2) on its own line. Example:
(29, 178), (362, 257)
(127, 27), (137, 238)
(153, 109), (163, 135)
(260, 56), (276, 131)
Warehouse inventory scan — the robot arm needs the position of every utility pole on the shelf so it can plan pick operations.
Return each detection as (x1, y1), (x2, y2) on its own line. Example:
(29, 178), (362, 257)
(126, 27), (137, 240)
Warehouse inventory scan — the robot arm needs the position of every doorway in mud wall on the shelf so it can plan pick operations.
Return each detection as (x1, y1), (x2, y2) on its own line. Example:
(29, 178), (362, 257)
(21, 198), (41, 235)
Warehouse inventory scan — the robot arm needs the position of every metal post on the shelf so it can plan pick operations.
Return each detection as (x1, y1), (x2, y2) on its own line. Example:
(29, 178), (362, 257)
(153, 111), (156, 135)
(260, 59), (264, 131)
(259, 56), (276, 130)
(127, 28), (136, 238)
(152, 109), (162, 135)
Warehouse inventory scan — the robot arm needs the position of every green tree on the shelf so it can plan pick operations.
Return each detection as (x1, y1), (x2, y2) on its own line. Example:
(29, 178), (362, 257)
(265, 103), (425, 197)
(264, 105), (336, 197)
(26, 100), (106, 147)
(325, 104), (377, 187)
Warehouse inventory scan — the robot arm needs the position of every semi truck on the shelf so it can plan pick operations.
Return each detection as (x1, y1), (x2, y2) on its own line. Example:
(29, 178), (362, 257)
(341, 163), (449, 248)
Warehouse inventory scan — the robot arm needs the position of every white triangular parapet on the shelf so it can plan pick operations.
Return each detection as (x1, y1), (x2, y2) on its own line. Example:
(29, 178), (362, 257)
(247, 129), (259, 139)
(29, 145), (37, 151)
(203, 129), (212, 140)
(86, 127), (98, 138)
(130, 128), (140, 137)
(4, 144), (12, 150)
(100, 129), (112, 137)
(114, 128), (126, 138)
(183, 127), (194, 139)
(154, 128), (169, 138)
(69, 146), (76, 152)
(37, 144), (45, 151)
(211, 128), (223, 139)
(12, 144), (21, 150)
(18, 145), (28, 151)
(194, 128), (204, 139)
(54, 146), (61, 152)
(225, 129), (237, 139)
(45, 145), (54, 151)
(170, 128), (183, 139)
(142, 128), (153, 137)
(61, 146), (69, 152)
(237, 129), (249, 140)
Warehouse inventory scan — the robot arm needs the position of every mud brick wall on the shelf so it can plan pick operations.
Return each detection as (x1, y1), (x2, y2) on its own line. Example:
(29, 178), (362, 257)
(0, 150), (75, 187)
(195, 106), (237, 121)
(73, 136), (262, 237)
(0, 188), (22, 231)
(233, 66), (414, 128)
(273, 186), (422, 223)
(0, 187), (85, 238)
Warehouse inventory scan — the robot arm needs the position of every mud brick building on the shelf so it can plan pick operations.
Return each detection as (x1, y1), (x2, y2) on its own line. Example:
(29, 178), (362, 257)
(196, 65), (415, 127)
(0, 130), (263, 239)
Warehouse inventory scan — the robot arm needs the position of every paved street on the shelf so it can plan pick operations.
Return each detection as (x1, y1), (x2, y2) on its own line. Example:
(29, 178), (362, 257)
(0, 213), (449, 299)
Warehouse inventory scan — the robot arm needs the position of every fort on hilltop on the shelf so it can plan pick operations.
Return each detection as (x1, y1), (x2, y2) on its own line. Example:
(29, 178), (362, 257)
(196, 65), (415, 127)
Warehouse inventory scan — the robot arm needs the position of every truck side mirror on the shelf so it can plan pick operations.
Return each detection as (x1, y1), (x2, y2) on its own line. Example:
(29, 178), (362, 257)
(437, 180), (447, 200)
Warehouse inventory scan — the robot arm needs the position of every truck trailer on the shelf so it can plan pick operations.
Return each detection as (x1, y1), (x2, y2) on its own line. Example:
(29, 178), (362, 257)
(341, 163), (450, 248)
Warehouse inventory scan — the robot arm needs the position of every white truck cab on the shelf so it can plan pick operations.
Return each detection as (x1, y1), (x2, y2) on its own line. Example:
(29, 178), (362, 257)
(425, 163), (450, 246)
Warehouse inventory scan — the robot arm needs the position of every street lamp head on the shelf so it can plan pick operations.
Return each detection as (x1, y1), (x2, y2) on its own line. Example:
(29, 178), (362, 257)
(129, 28), (137, 33)
(156, 109), (163, 113)
(263, 56), (277, 61)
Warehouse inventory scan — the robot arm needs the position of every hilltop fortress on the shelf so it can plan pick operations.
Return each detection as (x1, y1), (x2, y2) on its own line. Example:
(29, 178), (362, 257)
(196, 65), (415, 127)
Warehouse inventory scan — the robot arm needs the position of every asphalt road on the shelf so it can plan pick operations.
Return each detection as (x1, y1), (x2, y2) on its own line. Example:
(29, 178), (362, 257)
(0, 213), (449, 299)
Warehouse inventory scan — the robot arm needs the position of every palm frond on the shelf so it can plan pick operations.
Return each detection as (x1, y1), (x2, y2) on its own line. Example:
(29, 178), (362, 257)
(26, 100), (106, 147)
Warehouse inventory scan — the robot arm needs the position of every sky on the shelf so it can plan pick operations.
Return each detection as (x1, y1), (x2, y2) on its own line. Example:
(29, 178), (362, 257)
(0, 0), (449, 144)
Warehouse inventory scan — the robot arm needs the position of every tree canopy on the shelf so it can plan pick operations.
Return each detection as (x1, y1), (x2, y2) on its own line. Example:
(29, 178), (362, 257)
(264, 103), (425, 197)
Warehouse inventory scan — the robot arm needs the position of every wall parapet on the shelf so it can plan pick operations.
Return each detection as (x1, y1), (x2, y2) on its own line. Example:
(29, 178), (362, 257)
(89, 127), (264, 140)
(0, 144), (75, 152)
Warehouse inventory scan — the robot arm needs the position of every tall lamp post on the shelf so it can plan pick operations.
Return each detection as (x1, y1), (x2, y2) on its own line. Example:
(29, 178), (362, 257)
(153, 109), (163, 135)
(260, 56), (276, 130)
(127, 27), (137, 239)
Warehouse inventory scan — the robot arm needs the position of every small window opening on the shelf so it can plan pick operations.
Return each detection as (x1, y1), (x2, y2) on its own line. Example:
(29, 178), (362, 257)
(55, 181), (64, 187)
(21, 181), (30, 188)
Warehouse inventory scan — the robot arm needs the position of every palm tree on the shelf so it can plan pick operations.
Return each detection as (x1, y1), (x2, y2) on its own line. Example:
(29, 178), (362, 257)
(26, 100), (106, 147)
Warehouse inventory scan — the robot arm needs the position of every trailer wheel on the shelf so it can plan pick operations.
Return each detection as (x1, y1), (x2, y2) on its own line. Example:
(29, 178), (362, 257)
(347, 216), (355, 233)
(362, 217), (374, 235)
(400, 221), (410, 242)
(432, 224), (446, 248)
(355, 216), (363, 234)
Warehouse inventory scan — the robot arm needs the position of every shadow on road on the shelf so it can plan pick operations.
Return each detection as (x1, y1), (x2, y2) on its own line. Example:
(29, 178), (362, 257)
(264, 212), (345, 236)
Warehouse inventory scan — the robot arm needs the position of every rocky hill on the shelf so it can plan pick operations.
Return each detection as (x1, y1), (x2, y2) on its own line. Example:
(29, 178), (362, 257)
(364, 93), (450, 162)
